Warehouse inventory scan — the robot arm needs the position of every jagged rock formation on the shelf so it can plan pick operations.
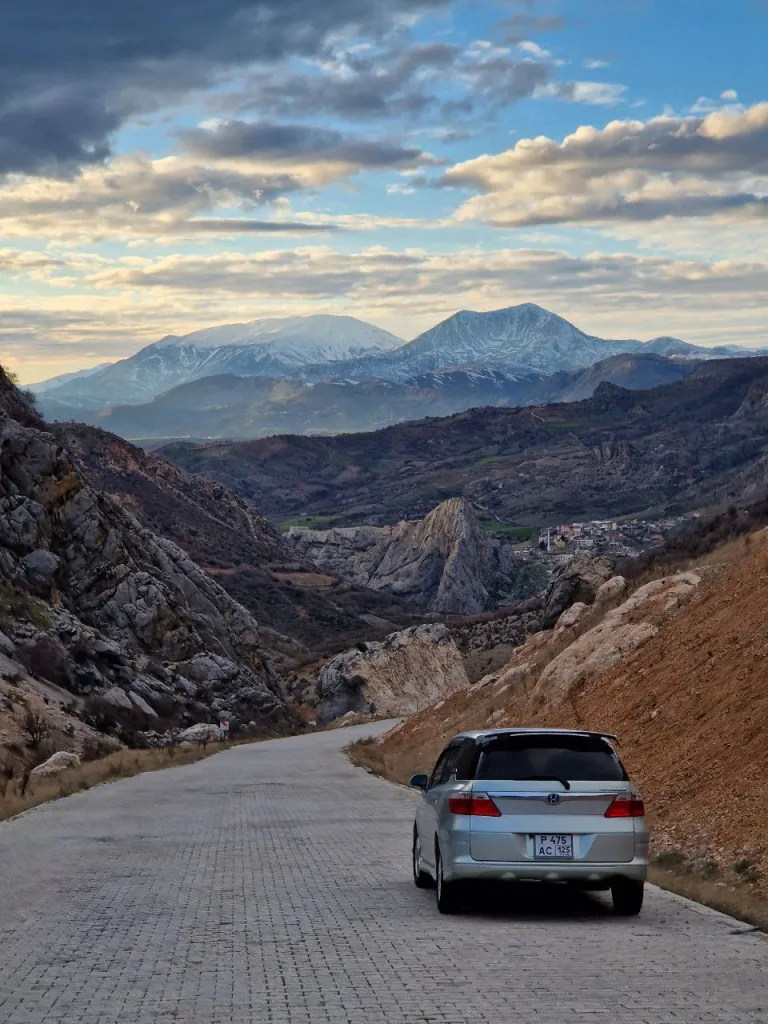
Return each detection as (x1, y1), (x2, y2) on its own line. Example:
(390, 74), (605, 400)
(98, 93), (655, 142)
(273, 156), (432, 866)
(0, 368), (293, 743)
(308, 623), (470, 724)
(285, 498), (519, 614)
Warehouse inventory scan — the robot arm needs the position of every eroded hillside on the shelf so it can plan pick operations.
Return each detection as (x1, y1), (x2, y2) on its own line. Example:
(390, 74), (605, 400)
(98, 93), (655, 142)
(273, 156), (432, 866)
(163, 357), (768, 526)
(364, 539), (768, 897)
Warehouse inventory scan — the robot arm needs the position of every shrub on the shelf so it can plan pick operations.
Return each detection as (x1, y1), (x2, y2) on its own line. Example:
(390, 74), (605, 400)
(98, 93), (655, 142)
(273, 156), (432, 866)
(23, 711), (50, 749)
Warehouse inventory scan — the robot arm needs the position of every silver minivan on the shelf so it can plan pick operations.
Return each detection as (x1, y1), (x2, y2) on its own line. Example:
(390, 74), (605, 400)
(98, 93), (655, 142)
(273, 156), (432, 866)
(411, 728), (648, 915)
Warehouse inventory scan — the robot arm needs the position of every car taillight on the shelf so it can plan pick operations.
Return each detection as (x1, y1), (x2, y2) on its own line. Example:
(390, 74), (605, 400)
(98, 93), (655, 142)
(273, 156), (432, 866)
(604, 794), (645, 818)
(448, 793), (501, 817)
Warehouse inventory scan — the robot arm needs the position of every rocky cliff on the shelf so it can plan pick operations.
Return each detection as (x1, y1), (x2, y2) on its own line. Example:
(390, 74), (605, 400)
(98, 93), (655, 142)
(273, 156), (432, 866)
(0, 368), (293, 741)
(285, 498), (520, 614)
(306, 623), (470, 724)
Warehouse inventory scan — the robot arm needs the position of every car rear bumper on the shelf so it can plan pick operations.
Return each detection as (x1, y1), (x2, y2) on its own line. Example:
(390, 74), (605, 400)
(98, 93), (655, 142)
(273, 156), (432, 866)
(444, 852), (648, 885)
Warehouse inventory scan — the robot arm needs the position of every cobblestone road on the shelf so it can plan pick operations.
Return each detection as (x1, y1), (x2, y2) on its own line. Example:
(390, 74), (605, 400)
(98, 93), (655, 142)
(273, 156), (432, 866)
(1, 722), (766, 1024)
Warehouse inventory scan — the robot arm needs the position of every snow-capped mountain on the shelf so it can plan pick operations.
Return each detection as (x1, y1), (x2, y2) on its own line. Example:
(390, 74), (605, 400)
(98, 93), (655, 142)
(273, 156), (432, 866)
(28, 362), (113, 394)
(290, 303), (644, 383)
(295, 304), (765, 384)
(32, 303), (765, 413)
(34, 315), (403, 410)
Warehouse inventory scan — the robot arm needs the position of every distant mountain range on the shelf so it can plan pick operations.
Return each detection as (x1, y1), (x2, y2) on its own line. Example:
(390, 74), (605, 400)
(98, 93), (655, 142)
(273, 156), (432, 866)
(65, 353), (694, 441)
(32, 304), (765, 439)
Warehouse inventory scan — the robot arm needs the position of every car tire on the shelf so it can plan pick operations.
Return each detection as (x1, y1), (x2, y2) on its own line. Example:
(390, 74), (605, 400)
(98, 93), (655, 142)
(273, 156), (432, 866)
(611, 879), (644, 916)
(435, 846), (462, 914)
(413, 832), (433, 889)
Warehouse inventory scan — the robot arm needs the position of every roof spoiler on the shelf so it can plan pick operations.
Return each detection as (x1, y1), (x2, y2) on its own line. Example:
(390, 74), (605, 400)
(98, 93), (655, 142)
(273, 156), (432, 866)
(479, 729), (620, 746)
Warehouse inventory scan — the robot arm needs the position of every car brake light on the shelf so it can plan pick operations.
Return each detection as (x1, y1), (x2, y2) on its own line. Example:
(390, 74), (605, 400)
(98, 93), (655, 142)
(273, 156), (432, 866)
(448, 793), (501, 817)
(604, 794), (645, 818)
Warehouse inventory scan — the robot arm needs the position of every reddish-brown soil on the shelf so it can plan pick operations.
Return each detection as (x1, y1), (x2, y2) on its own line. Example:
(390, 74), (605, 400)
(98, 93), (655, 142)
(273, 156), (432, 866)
(368, 544), (768, 898)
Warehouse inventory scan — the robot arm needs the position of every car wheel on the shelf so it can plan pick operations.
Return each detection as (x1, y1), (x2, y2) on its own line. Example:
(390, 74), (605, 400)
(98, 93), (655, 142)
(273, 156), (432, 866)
(435, 846), (462, 914)
(611, 879), (644, 916)
(412, 832), (433, 889)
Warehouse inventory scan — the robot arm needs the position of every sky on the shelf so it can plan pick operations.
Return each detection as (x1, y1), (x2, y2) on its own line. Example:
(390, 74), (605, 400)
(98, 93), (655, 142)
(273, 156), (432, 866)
(1, 0), (766, 383)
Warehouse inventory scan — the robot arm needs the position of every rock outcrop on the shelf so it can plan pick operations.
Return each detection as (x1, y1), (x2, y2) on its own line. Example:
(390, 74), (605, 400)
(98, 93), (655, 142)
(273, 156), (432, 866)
(312, 623), (470, 724)
(0, 367), (293, 740)
(286, 498), (520, 614)
(30, 751), (81, 777)
(376, 570), (703, 769)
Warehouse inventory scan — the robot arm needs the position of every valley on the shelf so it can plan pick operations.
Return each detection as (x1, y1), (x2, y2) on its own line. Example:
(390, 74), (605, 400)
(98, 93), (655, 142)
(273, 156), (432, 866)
(5, 312), (768, 945)
(161, 358), (768, 528)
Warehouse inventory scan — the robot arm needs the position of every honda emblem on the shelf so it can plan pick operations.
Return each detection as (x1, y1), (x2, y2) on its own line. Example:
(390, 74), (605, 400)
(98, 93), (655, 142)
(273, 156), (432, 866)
(546, 793), (561, 806)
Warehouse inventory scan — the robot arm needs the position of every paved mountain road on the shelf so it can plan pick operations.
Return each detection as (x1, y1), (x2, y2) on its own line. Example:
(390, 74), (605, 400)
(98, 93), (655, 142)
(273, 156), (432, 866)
(1, 723), (766, 1024)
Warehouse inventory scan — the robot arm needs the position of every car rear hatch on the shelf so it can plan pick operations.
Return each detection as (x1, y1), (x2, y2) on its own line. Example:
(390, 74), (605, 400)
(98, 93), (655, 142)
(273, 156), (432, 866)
(467, 733), (639, 864)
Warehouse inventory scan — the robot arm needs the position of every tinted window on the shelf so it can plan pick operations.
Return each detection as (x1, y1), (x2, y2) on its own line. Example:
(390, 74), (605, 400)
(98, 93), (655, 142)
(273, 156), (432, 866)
(428, 750), (450, 789)
(455, 739), (479, 781)
(475, 735), (627, 782)
(429, 742), (463, 788)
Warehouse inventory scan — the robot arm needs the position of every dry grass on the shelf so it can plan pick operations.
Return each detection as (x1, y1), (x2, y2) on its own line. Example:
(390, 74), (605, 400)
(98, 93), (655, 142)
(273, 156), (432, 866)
(0, 742), (233, 823)
(649, 864), (768, 932)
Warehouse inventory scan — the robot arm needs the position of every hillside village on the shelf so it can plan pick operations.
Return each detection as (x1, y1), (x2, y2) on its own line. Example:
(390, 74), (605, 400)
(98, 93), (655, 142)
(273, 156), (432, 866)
(534, 515), (693, 561)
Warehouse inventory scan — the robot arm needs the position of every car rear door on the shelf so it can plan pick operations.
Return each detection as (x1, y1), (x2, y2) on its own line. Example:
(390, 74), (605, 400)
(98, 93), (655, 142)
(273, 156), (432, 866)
(468, 734), (638, 864)
(418, 741), (462, 871)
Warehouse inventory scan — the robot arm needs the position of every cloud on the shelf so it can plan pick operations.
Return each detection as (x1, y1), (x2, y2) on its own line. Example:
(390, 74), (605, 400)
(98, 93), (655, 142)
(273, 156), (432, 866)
(583, 58), (610, 69)
(501, 13), (566, 42)
(536, 81), (628, 105)
(79, 246), (768, 309)
(178, 120), (440, 170)
(440, 103), (768, 228)
(0, 150), (385, 242)
(518, 41), (551, 59)
(721, 89), (739, 101)
(222, 39), (554, 124)
(0, 0), (453, 176)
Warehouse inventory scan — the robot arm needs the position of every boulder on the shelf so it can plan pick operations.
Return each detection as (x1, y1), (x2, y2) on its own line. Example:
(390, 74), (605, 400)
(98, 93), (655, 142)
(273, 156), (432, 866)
(540, 555), (614, 628)
(30, 751), (81, 777)
(180, 723), (222, 744)
(316, 623), (470, 723)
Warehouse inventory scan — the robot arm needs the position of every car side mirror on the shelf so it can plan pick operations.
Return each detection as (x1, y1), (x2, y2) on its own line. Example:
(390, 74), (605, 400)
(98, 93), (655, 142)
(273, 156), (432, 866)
(410, 774), (429, 790)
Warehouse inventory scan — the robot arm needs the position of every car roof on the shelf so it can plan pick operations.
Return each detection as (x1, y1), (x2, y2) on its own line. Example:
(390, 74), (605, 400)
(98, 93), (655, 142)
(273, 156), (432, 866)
(453, 727), (619, 743)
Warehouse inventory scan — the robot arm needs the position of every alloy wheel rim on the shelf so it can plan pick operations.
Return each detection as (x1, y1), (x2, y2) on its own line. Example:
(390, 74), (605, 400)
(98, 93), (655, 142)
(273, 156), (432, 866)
(413, 839), (421, 878)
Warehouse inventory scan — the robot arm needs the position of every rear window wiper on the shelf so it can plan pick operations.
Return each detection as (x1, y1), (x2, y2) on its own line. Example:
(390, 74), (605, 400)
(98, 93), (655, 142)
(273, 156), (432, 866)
(517, 775), (571, 791)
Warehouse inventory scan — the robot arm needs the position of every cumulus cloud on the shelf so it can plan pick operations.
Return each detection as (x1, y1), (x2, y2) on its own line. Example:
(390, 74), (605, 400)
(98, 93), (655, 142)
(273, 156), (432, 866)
(0, 0), (453, 176)
(0, 148), (413, 241)
(440, 103), (768, 228)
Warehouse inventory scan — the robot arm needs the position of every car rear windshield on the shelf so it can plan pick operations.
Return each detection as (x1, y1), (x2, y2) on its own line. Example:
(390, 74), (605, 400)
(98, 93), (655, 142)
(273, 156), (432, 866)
(475, 734), (627, 782)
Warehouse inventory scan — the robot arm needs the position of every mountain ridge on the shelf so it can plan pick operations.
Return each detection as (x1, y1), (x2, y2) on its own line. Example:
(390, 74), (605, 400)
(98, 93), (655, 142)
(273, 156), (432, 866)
(38, 353), (695, 441)
(32, 304), (763, 417)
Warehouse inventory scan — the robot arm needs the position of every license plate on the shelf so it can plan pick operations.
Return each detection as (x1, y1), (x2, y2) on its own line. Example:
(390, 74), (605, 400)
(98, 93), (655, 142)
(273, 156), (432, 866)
(534, 834), (574, 859)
